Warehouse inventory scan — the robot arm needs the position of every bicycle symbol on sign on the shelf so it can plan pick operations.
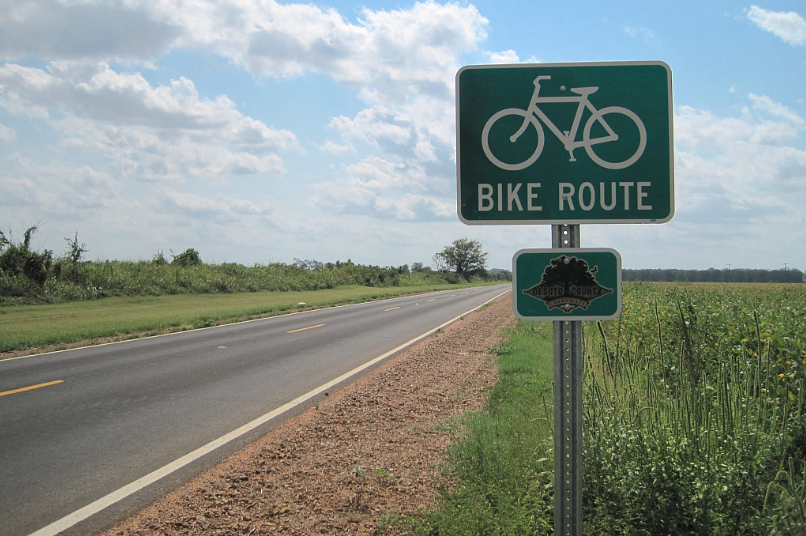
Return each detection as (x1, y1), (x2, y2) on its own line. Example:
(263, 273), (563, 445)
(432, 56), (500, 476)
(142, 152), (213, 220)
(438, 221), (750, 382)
(481, 75), (647, 171)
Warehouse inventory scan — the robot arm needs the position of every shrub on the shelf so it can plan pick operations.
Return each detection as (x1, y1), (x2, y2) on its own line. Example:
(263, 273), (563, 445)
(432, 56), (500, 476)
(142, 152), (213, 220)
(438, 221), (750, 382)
(0, 225), (53, 287)
(171, 248), (202, 266)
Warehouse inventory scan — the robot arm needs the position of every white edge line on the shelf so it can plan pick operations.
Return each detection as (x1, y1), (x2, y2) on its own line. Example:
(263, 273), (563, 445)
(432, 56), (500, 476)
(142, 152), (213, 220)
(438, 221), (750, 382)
(5, 284), (507, 363)
(28, 288), (510, 536)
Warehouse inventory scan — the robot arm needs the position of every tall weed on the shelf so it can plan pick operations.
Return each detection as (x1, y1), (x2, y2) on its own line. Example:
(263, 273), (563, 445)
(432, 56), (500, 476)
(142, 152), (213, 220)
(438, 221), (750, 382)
(585, 283), (806, 535)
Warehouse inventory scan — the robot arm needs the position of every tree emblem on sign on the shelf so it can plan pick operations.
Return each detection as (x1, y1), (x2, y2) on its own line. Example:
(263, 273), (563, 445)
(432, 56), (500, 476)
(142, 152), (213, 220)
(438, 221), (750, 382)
(523, 255), (612, 313)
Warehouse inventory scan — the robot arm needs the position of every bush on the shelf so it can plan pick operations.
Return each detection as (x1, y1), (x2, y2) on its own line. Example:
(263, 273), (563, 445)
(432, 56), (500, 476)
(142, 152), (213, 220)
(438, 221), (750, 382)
(171, 248), (202, 266)
(0, 225), (53, 288)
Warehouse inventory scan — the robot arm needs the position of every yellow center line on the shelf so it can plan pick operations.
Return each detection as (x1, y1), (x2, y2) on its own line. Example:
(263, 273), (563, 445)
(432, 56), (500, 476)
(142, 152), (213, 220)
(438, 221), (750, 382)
(385, 307), (400, 311)
(287, 324), (325, 334)
(427, 299), (435, 302)
(0, 380), (64, 398)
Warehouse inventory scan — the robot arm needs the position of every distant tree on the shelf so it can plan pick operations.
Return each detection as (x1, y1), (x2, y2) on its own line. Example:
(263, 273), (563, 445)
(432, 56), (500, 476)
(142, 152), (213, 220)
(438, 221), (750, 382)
(152, 250), (168, 265)
(171, 248), (202, 266)
(0, 224), (53, 284)
(433, 238), (488, 277)
(63, 232), (88, 263)
(293, 258), (324, 271)
(411, 262), (434, 273)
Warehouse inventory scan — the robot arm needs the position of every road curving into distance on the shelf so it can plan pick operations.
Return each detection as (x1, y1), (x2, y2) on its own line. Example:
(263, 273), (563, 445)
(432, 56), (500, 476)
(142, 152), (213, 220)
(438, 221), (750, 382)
(0, 284), (509, 536)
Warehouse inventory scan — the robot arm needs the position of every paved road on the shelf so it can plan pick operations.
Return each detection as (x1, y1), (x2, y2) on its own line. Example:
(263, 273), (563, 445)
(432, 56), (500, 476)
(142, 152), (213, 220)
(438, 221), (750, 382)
(0, 285), (509, 535)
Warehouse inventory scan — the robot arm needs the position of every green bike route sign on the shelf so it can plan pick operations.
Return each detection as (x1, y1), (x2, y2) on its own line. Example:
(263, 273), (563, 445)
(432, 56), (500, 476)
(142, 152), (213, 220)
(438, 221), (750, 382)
(513, 248), (622, 321)
(456, 61), (673, 224)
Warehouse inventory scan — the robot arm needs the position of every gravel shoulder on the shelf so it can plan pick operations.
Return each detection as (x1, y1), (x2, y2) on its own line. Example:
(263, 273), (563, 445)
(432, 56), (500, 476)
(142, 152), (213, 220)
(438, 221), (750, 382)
(106, 293), (515, 536)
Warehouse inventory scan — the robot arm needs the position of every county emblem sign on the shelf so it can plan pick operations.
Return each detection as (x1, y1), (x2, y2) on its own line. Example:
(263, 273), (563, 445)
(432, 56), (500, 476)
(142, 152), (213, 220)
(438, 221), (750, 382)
(513, 248), (622, 321)
(456, 61), (673, 224)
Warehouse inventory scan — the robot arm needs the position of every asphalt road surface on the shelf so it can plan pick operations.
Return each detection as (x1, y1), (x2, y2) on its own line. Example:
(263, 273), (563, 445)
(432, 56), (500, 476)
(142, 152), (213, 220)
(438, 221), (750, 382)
(0, 285), (509, 536)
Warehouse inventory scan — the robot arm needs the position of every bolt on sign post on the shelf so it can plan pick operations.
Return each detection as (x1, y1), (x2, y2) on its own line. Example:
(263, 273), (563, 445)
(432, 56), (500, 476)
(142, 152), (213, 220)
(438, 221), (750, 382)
(455, 61), (673, 536)
(456, 61), (673, 224)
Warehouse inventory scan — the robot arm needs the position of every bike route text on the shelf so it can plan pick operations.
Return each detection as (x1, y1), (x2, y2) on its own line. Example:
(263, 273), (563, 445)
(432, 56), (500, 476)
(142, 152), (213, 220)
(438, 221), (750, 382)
(477, 181), (654, 213)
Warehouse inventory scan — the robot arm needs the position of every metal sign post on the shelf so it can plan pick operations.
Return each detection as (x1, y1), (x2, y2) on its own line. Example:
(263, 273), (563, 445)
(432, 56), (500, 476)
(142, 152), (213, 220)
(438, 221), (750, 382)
(511, 231), (622, 535)
(552, 224), (583, 536)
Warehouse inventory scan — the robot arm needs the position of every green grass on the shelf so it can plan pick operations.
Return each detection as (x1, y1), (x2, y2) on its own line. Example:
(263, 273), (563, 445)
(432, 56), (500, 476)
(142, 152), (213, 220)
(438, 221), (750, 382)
(0, 283), (488, 354)
(397, 321), (556, 535)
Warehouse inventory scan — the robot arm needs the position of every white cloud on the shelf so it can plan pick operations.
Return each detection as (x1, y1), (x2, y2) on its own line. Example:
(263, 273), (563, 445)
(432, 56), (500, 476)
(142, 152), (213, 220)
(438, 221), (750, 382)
(329, 104), (447, 166)
(674, 94), (806, 226)
(0, 153), (120, 213)
(622, 26), (661, 47)
(749, 93), (805, 125)
(0, 123), (15, 140)
(0, 0), (182, 60)
(311, 180), (454, 221)
(1, 1), (489, 223)
(112, 0), (489, 103)
(0, 61), (296, 181)
(310, 155), (455, 221)
(319, 140), (355, 155)
(157, 188), (269, 220)
(487, 50), (519, 64)
(160, 0), (487, 157)
(747, 5), (806, 45)
(331, 107), (412, 148)
(0, 0), (487, 134)
(345, 156), (423, 191)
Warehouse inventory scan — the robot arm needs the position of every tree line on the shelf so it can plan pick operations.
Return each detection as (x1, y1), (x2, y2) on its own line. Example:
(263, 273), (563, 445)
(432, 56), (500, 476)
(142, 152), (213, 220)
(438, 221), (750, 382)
(0, 227), (509, 305)
(623, 268), (804, 283)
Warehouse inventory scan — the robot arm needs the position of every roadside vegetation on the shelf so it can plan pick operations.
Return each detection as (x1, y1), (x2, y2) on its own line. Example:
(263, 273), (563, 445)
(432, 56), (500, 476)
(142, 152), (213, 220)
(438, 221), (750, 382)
(396, 282), (806, 535)
(0, 227), (510, 354)
(0, 226), (510, 306)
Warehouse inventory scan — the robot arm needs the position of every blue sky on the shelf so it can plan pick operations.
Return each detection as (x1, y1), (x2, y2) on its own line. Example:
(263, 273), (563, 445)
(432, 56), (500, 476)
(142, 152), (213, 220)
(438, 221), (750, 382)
(0, 0), (804, 271)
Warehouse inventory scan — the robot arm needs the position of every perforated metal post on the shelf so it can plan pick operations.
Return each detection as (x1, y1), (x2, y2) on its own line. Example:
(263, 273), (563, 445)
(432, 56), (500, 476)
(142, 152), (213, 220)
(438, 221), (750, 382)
(552, 224), (583, 536)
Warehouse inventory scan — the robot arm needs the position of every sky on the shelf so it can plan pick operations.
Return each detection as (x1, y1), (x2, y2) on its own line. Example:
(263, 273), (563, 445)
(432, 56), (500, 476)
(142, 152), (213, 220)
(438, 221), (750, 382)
(0, 0), (804, 271)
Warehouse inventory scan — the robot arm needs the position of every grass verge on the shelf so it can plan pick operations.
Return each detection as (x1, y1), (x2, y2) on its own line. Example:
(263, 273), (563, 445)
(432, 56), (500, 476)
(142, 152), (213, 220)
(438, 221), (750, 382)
(0, 282), (493, 357)
(397, 320), (556, 534)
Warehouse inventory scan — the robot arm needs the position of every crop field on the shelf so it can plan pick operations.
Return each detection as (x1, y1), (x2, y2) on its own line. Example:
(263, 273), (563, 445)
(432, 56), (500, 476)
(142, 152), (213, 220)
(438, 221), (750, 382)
(404, 282), (806, 535)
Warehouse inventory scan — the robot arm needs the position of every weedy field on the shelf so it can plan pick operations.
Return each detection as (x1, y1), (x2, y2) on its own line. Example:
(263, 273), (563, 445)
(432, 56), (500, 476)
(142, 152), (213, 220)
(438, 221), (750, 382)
(586, 283), (806, 535)
(397, 282), (806, 536)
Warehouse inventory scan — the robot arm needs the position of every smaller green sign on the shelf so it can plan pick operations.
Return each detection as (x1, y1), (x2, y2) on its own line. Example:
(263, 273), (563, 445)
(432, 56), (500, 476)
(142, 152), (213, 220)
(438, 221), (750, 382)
(513, 248), (622, 321)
